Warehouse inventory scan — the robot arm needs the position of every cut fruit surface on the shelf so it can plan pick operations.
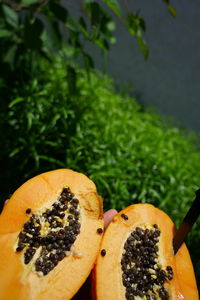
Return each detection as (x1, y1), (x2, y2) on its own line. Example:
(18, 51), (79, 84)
(0, 169), (103, 300)
(94, 204), (199, 300)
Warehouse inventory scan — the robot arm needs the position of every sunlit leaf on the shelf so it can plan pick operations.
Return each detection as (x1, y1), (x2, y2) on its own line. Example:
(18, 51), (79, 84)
(66, 16), (78, 32)
(43, 17), (62, 47)
(9, 97), (25, 108)
(167, 5), (177, 17)
(126, 13), (146, 36)
(102, 0), (121, 17)
(126, 13), (138, 36)
(4, 45), (17, 65)
(9, 147), (23, 158)
(137, 36), (149, 60)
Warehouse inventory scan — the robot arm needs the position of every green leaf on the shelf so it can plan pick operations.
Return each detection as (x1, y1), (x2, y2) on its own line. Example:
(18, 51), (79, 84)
(9, 97), (25, 108)
(126, 13), (145, 37)
(2, 4), (18, 28)
(9, 147), (23, 158)
(44, 141), (59, 147)
(126, 13), (138, 36)
(137, 36), (149, 60)
(85, 1), (113, 41)
(27, 112), (33, 130)
(21, 0), (39, 4)
(167, 5), (177, 17)
(51, 114), (60, 127)
(102, 0), (121, 17)
(4, 45), (17, 66)
(0, 29), (11, 38)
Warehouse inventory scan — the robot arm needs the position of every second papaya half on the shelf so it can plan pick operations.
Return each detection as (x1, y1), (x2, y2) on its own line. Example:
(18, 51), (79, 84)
(94, 204), (199, 300)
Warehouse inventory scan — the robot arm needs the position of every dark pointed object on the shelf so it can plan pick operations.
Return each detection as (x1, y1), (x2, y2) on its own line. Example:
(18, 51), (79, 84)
(173, 189), (200, 254)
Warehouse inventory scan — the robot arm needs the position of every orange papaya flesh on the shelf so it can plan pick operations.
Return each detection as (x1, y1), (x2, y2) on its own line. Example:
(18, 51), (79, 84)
(94, 204), (199, 300)
(0, 169), (103, 300)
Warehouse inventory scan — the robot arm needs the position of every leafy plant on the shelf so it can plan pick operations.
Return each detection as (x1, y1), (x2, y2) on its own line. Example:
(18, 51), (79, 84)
(0, 57), (199, 283)
(0, 0), (176, 95)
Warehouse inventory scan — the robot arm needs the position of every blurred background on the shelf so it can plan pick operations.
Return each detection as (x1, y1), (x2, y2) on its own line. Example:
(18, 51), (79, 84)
(0, 0), (200, 288)
(97, 0), (200, 131)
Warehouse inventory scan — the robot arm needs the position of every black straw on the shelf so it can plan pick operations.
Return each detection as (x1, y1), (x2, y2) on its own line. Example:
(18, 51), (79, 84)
(173, 189), (200, 254)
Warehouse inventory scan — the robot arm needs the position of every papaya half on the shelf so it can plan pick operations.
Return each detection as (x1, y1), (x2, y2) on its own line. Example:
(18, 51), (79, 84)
(0, 169), (104, 300)
(93, 204), (199, 300)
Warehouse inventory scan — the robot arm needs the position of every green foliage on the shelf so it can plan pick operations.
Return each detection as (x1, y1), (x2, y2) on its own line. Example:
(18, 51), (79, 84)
(0, 0), (176, 94)
(162, 0), (177, 17)
(0, 57), (199, 283)
(0, 0), (113, 94)
(68, 79), (200, 224)
(1, 58), (199, 217)
(102, 0), (121, 17)
(0, 58), (84, 190)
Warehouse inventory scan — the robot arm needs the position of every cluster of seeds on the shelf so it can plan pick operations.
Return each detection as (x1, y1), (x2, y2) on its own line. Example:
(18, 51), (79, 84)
(16, 187), (81, 276)
(121, 225), (174, 300)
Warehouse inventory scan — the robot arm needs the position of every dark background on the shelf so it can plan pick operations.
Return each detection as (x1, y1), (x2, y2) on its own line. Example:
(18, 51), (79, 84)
(92, 0), (200, 131)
